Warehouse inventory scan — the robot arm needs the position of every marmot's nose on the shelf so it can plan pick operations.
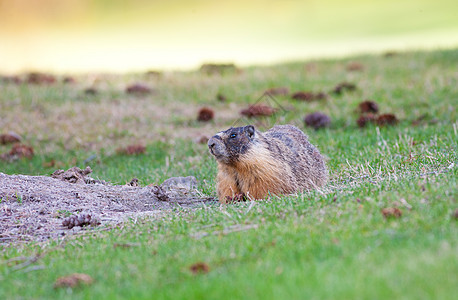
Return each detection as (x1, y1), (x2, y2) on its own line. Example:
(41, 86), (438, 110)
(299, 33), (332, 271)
(208, 140), (215, 149)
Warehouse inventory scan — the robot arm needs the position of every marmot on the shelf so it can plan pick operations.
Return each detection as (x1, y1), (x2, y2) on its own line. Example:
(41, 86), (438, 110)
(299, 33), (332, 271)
(208, 124), (327, 202)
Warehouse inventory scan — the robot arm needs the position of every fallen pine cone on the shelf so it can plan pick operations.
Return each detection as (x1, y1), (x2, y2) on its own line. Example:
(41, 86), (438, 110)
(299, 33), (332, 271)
(126, 83), (153, 95)
(189, 262), (210, 274)
(381, 207), (402, 219)
(332, 82), (356, 95)
(376, 113), (398, 126)
(346, 62), (364, 72)
(240, 104), (277, 118)
(26, 72), (56, 84)
(265, 87), (289, 96)
(62, 213), (100, 229)
(54, 273), (93, 289)
(197, 107), (214, 122)
(291, 91), (327, 101)
(127, 178), (139, 187)
(216, 93), (227, 102)
(358, 100), (379, 113)
(0, 143), (34, 161)
(117, 144), (146, 155)
(0, 132), (22, 145)
(152, 185), (169, 201)
(356, 113), (377, 128)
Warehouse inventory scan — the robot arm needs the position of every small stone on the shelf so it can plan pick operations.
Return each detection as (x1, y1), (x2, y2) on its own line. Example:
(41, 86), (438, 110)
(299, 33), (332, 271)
(304, 112), (331, 129)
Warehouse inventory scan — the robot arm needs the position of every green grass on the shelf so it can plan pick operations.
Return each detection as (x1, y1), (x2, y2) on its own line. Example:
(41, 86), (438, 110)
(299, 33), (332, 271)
(0, 49), (457, 299)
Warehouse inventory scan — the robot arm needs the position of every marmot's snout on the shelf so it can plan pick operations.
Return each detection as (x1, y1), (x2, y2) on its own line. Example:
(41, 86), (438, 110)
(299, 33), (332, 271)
(208, 136), (226, 159)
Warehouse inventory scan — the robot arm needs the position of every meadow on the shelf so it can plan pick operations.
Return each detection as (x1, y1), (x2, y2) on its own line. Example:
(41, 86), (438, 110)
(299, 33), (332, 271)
(0, 48), (457, 299)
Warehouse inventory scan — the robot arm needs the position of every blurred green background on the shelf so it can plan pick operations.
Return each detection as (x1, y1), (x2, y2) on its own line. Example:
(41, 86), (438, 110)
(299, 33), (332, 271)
(1, 0), (457, 73)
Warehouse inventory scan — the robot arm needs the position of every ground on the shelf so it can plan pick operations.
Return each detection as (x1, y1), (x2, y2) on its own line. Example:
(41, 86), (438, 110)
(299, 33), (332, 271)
(0, 170), (215, 244)
(0, 49), (456, 299)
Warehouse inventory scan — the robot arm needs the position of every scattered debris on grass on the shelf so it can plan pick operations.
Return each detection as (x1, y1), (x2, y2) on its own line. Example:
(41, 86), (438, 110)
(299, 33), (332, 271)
(127, 178), (139, 187)
(240, 104), (277, 118)
(1, 143), (34, 161)
(0, 132), (22, 145)
(216, 93), (227, 102)
(113, 242), (141, 249)
(52, 166), (93, 185)
(265, 87), (289, 96)
(197, 107), (215, 122)
(304, 112), (331, 129)
(189, 262), (210, 274)
(356, 113), (377, 128)
(452, 209), (458, 220)
(346, 62), (364, 72)
(225, 193), (247, 203)
(145, 70), (163, 78)
(117, 144), (146, 155)
(411, 114), (428, 126)
(1, 75), (22, 84)
(291, 91), (327, 101)
(125, 83), (153, 95)
(62, 213), (101, 229)
(381, 207), (403, 219)
(26, 72), (56, 84)
(191, 224), (259, 239)
(200, 63), (238, 75)
(54, 273), (94, 289)
(332, 82), (357, 95)
(376, 113), (398, 126)
(62, 76), (76, 84)
(292, 91), (314, 101)
(358, 100), (379, 113)
(383, 51), (398, 58)
(84, 87), (98, 95)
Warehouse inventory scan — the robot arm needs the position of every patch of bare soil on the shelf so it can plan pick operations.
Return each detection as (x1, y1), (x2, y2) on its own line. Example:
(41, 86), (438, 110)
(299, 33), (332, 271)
(0, 168), (216, 245)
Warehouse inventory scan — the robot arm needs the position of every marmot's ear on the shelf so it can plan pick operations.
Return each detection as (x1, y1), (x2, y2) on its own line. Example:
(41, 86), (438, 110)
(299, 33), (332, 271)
(245, 125), (255, 138)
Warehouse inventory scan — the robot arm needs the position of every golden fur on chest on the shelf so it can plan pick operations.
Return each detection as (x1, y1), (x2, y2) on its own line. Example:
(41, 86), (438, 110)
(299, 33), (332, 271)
(216, 146), (295, 202)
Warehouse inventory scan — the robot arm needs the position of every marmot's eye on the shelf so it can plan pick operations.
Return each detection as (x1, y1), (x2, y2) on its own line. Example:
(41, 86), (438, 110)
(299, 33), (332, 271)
(230, 133), (237, 138)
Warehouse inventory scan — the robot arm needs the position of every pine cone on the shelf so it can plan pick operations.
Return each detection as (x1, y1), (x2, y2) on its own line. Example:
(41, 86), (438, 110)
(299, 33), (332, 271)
(62, 213), (100, 229)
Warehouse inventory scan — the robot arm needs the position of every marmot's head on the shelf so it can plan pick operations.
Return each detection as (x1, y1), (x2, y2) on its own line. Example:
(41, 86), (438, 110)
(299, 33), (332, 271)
(208, 125), (256, 164)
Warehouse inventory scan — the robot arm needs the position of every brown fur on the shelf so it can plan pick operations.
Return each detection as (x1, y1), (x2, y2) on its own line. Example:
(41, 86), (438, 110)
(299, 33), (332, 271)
(208, 125), (327, 202)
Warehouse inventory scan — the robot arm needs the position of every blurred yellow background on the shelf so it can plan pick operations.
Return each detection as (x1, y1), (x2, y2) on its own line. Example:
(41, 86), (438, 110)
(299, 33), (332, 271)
(1, 0), (457, 73)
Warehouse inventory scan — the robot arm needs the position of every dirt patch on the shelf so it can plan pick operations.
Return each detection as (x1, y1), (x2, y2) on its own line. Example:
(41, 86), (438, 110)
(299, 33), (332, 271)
(0, 170), (216, 245)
